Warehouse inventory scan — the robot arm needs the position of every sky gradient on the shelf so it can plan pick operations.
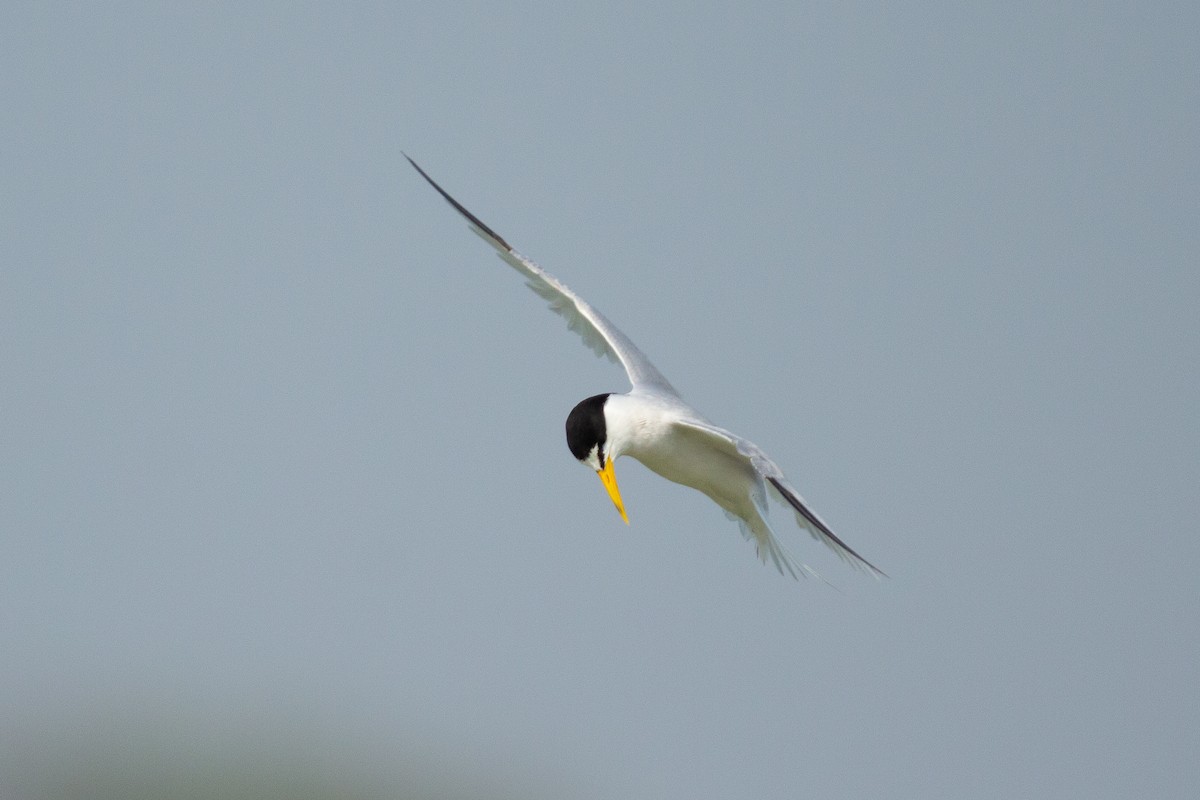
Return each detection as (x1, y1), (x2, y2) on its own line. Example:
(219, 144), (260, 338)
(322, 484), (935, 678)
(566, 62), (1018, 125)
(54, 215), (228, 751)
(3, 3), (1198, 798)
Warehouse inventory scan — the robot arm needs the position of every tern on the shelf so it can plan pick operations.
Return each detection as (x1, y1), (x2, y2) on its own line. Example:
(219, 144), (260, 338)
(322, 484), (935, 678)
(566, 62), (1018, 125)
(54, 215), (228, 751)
(407, 156), (884, 580)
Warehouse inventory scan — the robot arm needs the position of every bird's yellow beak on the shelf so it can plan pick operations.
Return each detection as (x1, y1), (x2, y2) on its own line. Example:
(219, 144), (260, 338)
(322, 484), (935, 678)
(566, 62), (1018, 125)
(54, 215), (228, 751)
(597, 458), (629, 524)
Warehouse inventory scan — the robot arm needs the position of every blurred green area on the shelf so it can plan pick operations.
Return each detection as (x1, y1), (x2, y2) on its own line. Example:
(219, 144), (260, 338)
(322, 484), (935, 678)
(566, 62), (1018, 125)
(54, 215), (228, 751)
(2, 712), (562, 800)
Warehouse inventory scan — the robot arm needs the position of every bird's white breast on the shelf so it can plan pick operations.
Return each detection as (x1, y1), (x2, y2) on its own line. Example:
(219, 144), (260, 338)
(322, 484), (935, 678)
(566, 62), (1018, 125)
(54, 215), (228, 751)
(604, 393), (758, 517)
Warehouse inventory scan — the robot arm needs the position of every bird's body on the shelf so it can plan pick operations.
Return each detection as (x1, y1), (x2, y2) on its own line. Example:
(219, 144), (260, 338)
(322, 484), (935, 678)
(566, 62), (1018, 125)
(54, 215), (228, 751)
(408, 155), (884, 580)
(603, 393), (748, 522)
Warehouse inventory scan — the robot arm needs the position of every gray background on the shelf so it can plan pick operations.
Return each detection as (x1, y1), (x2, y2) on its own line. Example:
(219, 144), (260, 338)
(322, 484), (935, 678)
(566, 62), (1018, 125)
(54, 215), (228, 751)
(3, 3), (1197, 798)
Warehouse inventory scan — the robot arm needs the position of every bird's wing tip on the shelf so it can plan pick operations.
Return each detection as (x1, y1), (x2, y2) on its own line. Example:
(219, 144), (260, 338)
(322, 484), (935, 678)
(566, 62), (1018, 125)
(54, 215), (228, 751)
(406, 156), (513, 252)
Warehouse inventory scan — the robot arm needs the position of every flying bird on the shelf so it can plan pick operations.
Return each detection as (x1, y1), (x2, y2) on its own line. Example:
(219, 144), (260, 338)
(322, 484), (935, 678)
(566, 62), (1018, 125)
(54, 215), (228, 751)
(407, 155), (884, 580)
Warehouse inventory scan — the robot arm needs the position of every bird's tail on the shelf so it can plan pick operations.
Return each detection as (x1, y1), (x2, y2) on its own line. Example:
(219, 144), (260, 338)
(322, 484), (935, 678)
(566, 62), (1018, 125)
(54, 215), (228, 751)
(725, 509), (828, 583)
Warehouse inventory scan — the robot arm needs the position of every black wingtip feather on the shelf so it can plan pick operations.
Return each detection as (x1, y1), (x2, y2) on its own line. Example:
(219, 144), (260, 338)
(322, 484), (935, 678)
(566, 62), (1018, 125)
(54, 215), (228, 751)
(404, 154), (513, 251)
(766, 477), (888, 578)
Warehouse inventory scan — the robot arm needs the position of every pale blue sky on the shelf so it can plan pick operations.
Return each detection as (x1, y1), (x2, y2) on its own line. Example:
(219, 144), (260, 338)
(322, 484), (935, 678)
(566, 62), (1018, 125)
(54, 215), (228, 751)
(3, 3), (1198, 798)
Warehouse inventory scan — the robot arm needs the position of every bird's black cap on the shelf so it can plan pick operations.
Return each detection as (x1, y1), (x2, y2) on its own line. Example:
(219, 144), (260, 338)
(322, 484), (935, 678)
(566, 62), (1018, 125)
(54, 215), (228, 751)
(565, 393), (612, 464)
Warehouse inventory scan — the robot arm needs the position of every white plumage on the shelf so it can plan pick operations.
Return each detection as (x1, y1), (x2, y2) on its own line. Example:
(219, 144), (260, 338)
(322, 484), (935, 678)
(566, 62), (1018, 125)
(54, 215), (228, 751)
(408, 155), (884, 580)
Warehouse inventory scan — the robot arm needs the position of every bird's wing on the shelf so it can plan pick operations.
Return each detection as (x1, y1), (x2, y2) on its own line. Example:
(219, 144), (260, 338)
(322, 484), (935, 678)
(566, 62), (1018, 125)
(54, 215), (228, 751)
(674, 418), (886, 578)
(407, 156), (678, 395)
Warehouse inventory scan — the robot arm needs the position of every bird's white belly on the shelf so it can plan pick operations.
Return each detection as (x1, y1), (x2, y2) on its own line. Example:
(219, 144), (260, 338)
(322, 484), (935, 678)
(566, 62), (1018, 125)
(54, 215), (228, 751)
(621, 414), (756, 517)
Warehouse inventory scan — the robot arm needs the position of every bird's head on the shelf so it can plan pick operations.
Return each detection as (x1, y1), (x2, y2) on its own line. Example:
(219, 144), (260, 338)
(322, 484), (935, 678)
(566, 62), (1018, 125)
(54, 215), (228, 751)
(565, 393), (628, 524)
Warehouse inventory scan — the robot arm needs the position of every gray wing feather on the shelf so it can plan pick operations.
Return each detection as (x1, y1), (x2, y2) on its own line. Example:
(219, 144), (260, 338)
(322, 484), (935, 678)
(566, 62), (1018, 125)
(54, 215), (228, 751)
(675, 419), (886, 578)
(409, 156), (678, 395)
